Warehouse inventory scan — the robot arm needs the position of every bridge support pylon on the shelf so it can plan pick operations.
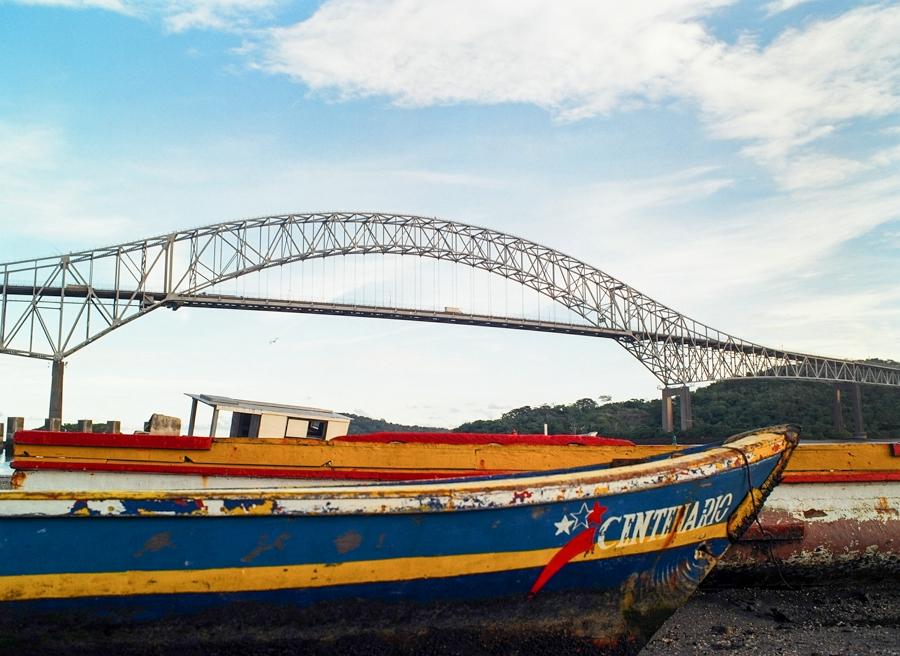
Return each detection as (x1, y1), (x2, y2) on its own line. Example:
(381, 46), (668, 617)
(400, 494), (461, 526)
(662, 389), (674, 433)
(833, 383), (866, 439)
(49, 359), (65, 423)
(661, 387), (692, 433)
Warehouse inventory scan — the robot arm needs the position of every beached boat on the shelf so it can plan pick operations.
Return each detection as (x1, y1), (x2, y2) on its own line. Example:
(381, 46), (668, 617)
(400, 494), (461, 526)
(0, 426), (797, 655)
(715, 439), (900, 581)
(8, 429), (661, 489)
(6, 392), (661, 490)
(8, 391), (895, 580)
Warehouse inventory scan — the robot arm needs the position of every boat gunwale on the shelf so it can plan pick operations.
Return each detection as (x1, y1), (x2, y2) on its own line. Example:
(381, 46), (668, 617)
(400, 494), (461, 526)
(0, 426), (798, 514)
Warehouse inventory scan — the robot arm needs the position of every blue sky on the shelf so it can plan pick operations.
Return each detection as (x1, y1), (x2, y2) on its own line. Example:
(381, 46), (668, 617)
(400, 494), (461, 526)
(1, 0), (899, 432)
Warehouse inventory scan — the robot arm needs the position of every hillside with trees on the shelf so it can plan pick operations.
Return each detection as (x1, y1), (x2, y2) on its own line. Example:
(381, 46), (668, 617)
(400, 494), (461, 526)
(343, 413), (446, 435)
(453, 377), (900, 443)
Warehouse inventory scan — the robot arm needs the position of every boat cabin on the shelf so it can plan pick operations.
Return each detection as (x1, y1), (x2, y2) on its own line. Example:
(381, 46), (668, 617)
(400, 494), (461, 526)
(185, 393), (351, 440)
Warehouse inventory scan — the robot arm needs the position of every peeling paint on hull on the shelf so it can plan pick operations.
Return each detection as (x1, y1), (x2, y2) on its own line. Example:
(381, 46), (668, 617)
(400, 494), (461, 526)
(13, 431), (898, 582)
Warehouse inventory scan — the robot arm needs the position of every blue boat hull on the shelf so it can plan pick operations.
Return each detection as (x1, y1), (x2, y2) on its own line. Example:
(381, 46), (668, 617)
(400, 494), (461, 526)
(0, 428), (798, 654)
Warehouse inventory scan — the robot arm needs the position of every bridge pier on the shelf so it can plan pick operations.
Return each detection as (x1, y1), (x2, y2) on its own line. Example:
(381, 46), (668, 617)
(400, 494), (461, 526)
(833, 383), (866, 439)
(661, 387), (692, 433)
(680, 387), (693, 430)
(49, 360), (65, 422)
(832, 386), (844, 433)
(662, 389), (674, 433)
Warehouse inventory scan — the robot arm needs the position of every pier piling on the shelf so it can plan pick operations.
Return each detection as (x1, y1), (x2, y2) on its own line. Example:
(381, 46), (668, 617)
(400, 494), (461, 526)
(661, 387), (692, 432)
(832, 383), (866, 439)
(48, 359), (65, 421)
(4, 417), (23, 461)
(661, 389), (674, 433)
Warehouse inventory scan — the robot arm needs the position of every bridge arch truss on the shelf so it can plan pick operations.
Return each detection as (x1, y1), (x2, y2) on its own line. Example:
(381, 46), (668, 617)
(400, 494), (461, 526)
(1, 212), (898, 390)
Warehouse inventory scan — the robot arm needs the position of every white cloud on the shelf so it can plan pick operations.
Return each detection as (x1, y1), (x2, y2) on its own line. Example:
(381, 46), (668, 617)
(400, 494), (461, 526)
(548, 169), (900, 309)
(771, 142), (900, 190)
(158, 0), (281, 32)
(260, 2), (900, 189)
(753, 287), (900, 359)
(687, 5), (900, 186)
(870, 143), (900, 167)
(263, 0), (729, 116)
(13, 1), (900, 189)
(8, 0), (281, 31)
(554, 166), (733, 222)
(12, 0), (129, 10)
(776, 153), (867, 190)
(763, 0), (816, 16)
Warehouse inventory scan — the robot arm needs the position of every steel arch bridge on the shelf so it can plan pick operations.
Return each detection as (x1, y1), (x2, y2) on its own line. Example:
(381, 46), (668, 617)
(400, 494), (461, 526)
(1, 212), (898, 419)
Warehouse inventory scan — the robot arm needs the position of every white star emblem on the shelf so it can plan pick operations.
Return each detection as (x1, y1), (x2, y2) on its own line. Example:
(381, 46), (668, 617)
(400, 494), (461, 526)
(570, 503), (592, 530)
(554, 514), (575, 535)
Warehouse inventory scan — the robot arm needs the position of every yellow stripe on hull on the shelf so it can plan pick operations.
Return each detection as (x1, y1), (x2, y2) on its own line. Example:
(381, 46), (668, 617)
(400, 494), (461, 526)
(0, 522), (726, 602)
(13, 440), (672, 474)
(14, 438), (896, 480)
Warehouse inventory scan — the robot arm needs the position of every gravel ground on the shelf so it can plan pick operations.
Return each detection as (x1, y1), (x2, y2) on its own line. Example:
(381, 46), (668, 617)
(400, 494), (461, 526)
(643, 582), (900, 656)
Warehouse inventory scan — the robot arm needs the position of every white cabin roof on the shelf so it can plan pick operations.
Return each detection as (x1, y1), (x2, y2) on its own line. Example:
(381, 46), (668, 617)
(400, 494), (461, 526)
(185, 393), (351, 422)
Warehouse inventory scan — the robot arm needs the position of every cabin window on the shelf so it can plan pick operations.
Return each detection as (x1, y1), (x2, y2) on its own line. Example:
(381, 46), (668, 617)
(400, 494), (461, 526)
(284, 418), (308, 439)
(230, 412), (254, 438)
(307, 420), (327, 439)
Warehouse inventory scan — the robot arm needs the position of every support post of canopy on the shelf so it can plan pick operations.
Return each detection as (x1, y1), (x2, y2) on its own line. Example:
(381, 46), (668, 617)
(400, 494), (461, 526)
(209, 406), (219, 438)
(188, 397), (199, 436)
(48, 359), (65, 422)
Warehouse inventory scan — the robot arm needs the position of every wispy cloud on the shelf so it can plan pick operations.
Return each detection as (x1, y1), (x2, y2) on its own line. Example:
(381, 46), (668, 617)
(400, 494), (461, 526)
(158, 0), (282, 32)
(12, 0), (130, 11)
(8, 0), (282, 31)
(763, 0), (817, 16)
(558, 166), (733, 221)
(0, 122), (59, 180)
(0, 121), (135, 242)
(549, 168), (900, 308)
(688, 5), (900, 187)
(753, 287), (900, 359)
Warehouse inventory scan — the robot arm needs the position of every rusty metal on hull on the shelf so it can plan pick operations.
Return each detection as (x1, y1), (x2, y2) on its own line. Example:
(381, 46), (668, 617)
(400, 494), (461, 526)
(716, 482), (900, 582)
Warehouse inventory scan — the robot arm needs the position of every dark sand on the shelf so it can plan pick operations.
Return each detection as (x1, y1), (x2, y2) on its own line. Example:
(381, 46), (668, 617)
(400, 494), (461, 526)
(643, 582), (900, 655)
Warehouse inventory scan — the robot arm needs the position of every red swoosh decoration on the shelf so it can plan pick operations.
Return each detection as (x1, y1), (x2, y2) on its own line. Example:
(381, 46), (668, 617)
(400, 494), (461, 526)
(529, 501), (607, 596)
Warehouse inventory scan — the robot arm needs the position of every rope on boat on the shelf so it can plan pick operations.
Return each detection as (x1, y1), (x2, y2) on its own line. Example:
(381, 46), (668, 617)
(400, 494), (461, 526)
(723, 445), (794, 590)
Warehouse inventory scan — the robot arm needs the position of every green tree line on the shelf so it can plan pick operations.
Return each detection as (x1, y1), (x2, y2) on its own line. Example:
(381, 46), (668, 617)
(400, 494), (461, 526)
(453, 379), (900, 443)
